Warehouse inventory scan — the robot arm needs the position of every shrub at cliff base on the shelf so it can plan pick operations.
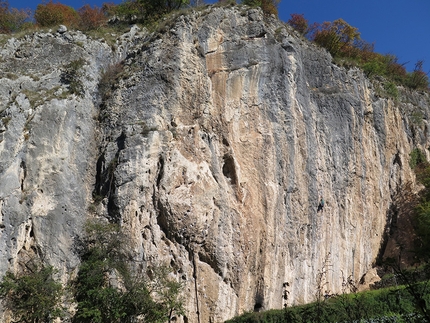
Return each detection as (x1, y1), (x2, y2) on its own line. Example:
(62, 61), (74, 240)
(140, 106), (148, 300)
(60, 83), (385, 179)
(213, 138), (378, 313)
(72, 220), (184, 323)
(0, 264), (64, 323)
(34, 0), (79, 27)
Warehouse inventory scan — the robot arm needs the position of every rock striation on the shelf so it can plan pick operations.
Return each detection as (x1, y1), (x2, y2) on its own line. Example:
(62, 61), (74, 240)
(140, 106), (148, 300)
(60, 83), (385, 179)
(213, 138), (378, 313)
(0, 5), (429, 322)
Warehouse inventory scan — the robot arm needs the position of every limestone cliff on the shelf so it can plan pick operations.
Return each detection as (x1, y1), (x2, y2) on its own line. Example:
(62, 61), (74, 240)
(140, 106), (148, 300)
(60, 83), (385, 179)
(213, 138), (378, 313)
(0, 5), (429, 322)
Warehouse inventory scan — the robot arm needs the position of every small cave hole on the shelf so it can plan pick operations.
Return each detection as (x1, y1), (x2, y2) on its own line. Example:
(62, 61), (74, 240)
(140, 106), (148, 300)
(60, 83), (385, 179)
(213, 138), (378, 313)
(254, 302), (263, 312)
(222, 155), (237, 185)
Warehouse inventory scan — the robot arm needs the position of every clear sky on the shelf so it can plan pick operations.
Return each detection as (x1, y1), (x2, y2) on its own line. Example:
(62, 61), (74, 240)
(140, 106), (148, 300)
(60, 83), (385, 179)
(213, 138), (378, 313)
(13, 0), (430, 73)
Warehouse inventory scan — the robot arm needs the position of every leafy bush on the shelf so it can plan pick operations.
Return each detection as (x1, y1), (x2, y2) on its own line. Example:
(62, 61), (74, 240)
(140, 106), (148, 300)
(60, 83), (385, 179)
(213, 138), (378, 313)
(309, 18), (360, 58)
(107, 0), (190, 23)
(60, 58), (86, 97)
(34, 0), (79, 27)
(241, 0), (262, 8)
(410, 148), (427, 170)
(98, 61), (124, 101)
(0, 264), (64, 323)
(296, 14), (428, 91)
(384, 82), (398, 99)
(260, 0), (279, 16)
(77, 4), (107, 31)
(241, 0), (278, 16)
(287, 13), (308, 35)
(0, 0), (31, 33)
(407, 61), (429, 90)
(72, 220), (184, 323)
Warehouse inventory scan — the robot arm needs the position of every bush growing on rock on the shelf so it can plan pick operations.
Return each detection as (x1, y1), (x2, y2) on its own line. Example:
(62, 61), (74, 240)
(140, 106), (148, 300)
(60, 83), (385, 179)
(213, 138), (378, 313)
(0, 263), (64, 323)
(309, 18), (360, 58)
(60, 58), (86, 97)
(77, 4), (107, 31)
(34, 0), (79, 27)
(72, 220), (185, 323)
(287, 13), (308, 35)
(242, 0), (279, 16)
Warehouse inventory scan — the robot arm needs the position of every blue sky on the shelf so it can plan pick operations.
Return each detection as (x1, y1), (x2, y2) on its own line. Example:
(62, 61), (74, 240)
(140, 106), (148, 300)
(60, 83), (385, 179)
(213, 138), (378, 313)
(13, 0), (430, 73)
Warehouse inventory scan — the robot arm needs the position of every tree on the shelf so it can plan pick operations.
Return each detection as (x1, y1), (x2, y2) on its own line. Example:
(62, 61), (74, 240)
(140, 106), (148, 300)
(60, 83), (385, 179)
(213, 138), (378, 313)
(0, 263), (64, 323)
(72, 220), (184, 323)
(0, 0), (31, 33)
(309, 18), (360, 57)
(77, 5), (107, 31)
(287, 13), (308, 35)
(34, 0), (79, 27)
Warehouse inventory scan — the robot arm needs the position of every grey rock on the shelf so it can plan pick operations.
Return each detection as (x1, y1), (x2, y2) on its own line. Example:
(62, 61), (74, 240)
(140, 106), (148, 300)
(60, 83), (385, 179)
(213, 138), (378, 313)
(57, 25), (67, 33)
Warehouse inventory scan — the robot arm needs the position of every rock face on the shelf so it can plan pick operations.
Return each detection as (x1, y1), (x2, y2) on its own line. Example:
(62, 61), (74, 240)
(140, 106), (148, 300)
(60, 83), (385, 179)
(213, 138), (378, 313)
(0, 6), (429, 322)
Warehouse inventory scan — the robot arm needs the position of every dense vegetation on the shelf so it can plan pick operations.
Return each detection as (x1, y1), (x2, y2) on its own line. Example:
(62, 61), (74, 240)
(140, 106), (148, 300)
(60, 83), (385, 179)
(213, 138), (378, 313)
(0, 220), (184, 323)
(226, 280), (430, 323)
(287, 14), (429, 92)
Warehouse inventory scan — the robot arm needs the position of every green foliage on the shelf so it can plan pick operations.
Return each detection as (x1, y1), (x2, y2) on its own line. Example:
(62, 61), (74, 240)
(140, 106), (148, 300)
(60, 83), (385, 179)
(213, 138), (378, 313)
(0, 0), (31, 33)
(241, 0), (262, 8)
(61, 58), (86, 97)
(226, 285), (430, 323)
(409, 148), (427, 170)
(0, 264), (64, 323)
(34, 0), (80, 27)
(299, 13), (429, 92)
(409, 153), (430, 261)
(241, 0), (278, 16)
(384, 82), (398, 99)
(98, 61), (124, 101)
(309, 18), (360, 57)
(72, 220), (184, 323)
(407, 61), (430, 90)
(107, 0), (190, 24)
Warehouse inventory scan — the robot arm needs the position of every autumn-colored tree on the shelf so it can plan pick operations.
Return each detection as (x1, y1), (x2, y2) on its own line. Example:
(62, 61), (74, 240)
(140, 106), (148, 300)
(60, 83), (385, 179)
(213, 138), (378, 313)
(260, 0), (279, 16)
(78, 5), (107, 31)
(0, 0), (31, 33)
(309, 18), (360, 57)
(287, 13), (308, 35)
(34, 0), (79, 27)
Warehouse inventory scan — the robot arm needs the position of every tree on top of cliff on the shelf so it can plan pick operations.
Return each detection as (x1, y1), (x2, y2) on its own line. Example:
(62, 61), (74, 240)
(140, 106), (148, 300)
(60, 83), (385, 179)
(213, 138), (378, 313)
(72, 220), (185, 323)
(34, 0), (79, 27)
(287, 13), (309, 35)
(0, 0), (31, 33)
(308, 18), (361, 57)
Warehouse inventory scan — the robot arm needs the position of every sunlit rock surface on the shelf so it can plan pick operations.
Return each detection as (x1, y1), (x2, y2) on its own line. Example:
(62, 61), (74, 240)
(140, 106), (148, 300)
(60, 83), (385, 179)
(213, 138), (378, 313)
(0, 6), (429, 322)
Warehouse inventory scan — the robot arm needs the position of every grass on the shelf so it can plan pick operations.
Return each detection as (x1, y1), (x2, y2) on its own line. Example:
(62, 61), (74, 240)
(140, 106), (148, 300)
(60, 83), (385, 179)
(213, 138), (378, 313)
(225, 281), (430, 323)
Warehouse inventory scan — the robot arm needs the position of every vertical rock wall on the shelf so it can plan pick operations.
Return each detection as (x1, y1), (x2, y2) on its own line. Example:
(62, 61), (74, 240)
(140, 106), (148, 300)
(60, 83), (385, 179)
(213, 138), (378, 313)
(0, 6), (429, 323)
